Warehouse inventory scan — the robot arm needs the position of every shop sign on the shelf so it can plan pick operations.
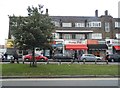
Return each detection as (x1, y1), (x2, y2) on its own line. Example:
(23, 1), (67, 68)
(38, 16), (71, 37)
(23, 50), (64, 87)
(52, 44), (63, 47)
(87, 39), (98, 44)
(5, 39), (14, 48)
(64, 40), (86, 44)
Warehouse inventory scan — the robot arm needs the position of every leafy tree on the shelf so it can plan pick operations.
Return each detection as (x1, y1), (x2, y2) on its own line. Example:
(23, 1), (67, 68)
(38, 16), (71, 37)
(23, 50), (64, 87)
(9, 5), (55, 67)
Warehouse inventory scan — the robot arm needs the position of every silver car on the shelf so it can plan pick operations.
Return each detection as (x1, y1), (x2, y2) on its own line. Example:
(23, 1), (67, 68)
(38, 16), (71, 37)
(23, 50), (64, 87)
(80, 54), (97, 61)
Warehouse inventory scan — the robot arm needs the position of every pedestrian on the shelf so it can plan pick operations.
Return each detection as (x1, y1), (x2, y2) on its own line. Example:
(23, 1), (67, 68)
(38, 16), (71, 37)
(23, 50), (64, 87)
(13, 52), (19, 64)
(105, 52), (109, 61)
(74, 51), (77, 59)
(4, 52), (8, 60)
(1, 52), (4, 61)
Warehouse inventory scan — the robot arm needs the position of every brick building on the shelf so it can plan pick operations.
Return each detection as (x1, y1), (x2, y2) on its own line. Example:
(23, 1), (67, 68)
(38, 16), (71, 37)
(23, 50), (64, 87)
(50, 10), (120, 57)
(8, 10), (120, 57)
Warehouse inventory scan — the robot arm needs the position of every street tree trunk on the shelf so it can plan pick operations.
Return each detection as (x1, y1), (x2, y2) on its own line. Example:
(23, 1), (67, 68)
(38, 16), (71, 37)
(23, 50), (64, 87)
(30, 47), (37, 67)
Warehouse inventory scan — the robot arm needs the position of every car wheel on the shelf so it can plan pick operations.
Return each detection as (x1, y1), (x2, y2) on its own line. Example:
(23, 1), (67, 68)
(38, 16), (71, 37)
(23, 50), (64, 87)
(83, 58), (86, 61)
(41, 58), (45, 61)
(111, 59), (114, 62)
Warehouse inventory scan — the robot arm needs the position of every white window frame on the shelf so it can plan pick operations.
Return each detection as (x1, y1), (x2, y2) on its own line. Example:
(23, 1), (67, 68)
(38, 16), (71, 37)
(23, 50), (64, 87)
(105, 22), (110, 32)
(62, 23), (72, 27)
(115, 22), (120, 28)
(63, 34), (72, 39)
(88, 21), (101, 27)
(76, 34), (85, 39)
(75, 23), (85, 27)
(52, 21), (60, 27)
(91, 33), (102, 39)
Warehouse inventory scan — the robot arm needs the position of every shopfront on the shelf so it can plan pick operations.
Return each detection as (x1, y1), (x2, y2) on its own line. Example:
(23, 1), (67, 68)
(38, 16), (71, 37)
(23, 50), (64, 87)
(113, 45), (120, 54)
(110, 39), (120, 54)
(64, 40), (88, 57)
(51, 39), (64, 54)
(87, 44), (108, 57)
(87, 39), (108, 57)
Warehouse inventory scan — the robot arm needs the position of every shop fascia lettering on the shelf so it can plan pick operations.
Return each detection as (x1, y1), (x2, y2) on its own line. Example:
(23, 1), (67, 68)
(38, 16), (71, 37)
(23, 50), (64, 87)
(64, 40), (86, 44)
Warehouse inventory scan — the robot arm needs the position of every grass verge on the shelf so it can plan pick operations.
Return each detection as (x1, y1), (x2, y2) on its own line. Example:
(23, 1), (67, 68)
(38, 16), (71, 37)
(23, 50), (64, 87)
(1, 63), (119, 76)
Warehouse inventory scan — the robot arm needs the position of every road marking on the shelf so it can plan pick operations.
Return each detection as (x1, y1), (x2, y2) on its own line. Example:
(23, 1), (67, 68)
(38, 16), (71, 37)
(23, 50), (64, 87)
(1, 78), (118, 81)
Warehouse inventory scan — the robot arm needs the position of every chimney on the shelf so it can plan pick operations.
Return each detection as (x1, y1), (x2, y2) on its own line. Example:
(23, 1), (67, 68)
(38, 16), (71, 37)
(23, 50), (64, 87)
(46, 8), (48, 15)
(105, 10), (108, 15)
(95, 10), (98, 17)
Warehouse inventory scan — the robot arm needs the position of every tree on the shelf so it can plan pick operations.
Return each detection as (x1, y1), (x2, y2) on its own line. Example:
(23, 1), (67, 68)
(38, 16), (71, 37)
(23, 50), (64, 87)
(9, 5), (55, 67)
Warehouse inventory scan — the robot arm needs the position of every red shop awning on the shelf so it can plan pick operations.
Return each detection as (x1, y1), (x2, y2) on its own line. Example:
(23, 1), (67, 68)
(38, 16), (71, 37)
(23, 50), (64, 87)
(65, 44), (88, 50)
(114, 46), (120, 50)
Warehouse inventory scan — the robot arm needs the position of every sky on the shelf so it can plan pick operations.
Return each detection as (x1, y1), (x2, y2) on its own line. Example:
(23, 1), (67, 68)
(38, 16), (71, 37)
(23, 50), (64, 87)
(0, 0), (120, 45)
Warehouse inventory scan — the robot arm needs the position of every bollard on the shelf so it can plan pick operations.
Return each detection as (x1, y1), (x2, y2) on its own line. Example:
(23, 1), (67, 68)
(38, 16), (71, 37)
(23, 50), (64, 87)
(47, 60), (49, 64)
(83, 59), (85, 64)
(106, 60), (108, 64)
(30, 62), (32, 67)
(71, 59), (73, 64)
(95, 60), (97, 64)
(58, 59), (61, 65)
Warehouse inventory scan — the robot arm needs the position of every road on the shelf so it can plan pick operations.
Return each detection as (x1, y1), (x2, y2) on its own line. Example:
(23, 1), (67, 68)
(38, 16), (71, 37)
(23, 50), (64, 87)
(1, 78), (119, 87)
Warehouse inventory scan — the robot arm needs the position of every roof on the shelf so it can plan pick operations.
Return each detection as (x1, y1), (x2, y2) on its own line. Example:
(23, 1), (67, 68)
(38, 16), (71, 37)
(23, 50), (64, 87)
(50, 16), (101, 22)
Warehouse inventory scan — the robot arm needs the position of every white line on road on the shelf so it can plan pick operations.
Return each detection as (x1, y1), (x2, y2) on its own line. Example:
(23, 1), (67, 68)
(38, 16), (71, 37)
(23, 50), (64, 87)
(1, 78), (118, 81)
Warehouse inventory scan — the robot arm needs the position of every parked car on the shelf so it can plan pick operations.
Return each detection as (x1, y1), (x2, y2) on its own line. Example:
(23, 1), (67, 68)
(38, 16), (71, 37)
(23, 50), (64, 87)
(95, 56), (103, 61)
(53, 53), (73, 61)
(7, 55), (14, 60)
(2, 54), (14, 61)
(22, 53), (48, 63)
(80, 54), (98, 61)
(106, 54), (120, 62)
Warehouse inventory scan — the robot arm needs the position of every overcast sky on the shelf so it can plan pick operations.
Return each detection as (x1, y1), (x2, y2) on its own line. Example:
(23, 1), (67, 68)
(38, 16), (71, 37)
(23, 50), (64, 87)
(0, 0), (119, 45)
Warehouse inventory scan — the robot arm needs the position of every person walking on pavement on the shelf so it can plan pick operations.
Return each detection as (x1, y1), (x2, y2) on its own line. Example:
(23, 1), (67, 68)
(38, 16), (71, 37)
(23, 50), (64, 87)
(4, 52), (8, 60)
(13, 52), (19, 64)
(105, 52), (109, 61)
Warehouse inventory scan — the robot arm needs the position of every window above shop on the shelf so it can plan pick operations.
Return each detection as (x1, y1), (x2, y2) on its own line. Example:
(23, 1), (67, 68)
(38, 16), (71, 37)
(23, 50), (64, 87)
(91, 33), (102, 39)
(52, 21), (60, 27)
(63, 34), (72, 39)
(62, 23), (72, 27)
(75, 23), (85, 27)
(115, 22), (120, 28)
(76, 34), (85, 39)
(105, 22), (110, 32)
(87, 21), (101, 27)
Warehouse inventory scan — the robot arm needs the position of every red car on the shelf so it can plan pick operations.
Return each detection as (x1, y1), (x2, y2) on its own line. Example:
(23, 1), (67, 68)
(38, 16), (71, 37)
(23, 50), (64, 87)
(22, 54), (48, 64)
